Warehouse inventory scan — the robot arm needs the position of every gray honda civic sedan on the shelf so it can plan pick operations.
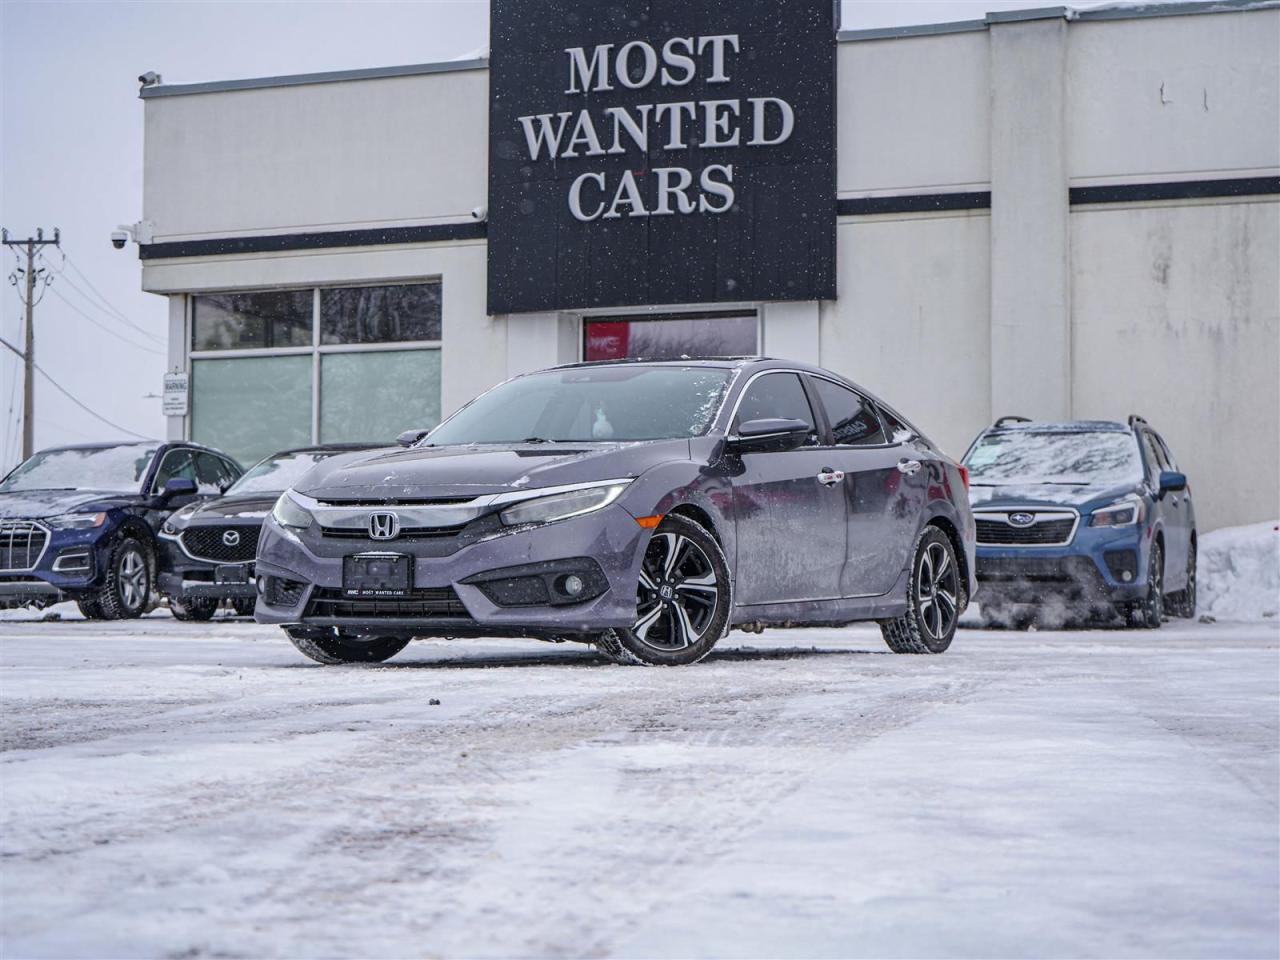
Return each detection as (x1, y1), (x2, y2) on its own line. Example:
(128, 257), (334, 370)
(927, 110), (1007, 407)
(255, 358), (976, 666)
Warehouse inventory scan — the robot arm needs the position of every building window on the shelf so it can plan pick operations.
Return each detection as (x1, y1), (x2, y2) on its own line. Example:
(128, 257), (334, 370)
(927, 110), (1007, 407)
(583, 310), (758, 362)
(187, 282), (442, 466)
(192, 291), (313, 351)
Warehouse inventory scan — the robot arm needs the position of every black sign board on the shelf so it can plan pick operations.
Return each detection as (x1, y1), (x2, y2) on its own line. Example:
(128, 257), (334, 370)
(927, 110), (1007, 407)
(487, 0), (836, 315)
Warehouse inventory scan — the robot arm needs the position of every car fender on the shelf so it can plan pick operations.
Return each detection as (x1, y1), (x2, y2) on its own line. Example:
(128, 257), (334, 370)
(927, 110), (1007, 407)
(615, 457), (738, 577)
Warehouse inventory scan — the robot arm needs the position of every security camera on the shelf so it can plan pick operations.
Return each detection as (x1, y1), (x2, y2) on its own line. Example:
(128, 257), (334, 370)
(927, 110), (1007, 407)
(471, 206), (488, 221)
(138, 71), (162, 87)
(111, 230), (129, 250)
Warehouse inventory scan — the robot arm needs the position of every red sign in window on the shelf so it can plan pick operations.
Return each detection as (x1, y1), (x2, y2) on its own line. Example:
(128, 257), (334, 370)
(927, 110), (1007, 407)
(584, 321), (630, 361)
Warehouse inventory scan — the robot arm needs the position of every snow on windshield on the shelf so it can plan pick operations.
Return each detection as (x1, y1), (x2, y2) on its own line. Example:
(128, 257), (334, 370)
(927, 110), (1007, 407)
(428, 367), (733, 444)
(228, 452), (338, 495)
(0, 445), (161, 494)
(965, 431), (1143, 485)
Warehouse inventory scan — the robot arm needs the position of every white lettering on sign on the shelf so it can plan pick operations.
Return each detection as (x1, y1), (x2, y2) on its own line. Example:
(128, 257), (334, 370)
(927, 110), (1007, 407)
(521, 32), (794, 221)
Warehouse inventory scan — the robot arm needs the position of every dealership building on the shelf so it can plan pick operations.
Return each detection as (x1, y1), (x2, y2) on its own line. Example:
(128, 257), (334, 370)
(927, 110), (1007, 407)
(136, 0), (1278, 532)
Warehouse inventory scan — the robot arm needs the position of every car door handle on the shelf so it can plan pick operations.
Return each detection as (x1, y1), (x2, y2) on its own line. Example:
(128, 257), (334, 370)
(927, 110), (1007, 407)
(897, 459), (922, 476)
(816, 468), (844, 487)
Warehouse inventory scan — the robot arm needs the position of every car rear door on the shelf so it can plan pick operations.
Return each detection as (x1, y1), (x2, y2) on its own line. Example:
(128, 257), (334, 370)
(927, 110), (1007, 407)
(1144, 430), (1190, 587)
(728, 372), (847, 605)
(808, 377), (929, 597)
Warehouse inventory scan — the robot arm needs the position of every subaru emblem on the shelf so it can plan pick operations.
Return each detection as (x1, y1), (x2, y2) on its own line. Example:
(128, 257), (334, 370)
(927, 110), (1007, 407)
(1008, 512), (1036, 527)
(222, 529), (241, 547)
(369, 511), (400, 540)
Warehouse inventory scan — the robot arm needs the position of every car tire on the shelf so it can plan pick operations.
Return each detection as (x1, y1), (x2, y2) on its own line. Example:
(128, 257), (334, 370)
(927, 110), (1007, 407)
(171, 596), (219, 621)
(1127, 541), (1164, 629)
(1166, 540), (1197, 619)
(880, 526), (963, 654)
(593, 514), (731, 667)
(85, 536), (153, 620)
(231, 597), (256, 617)
(76, 598), (104, 620)
(285, 627), (409, 665)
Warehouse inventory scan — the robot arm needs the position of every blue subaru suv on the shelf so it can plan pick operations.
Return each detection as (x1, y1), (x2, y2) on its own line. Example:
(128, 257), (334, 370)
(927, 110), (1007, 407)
(962, 416), (1196, 628)
(0, 441), (242, 618)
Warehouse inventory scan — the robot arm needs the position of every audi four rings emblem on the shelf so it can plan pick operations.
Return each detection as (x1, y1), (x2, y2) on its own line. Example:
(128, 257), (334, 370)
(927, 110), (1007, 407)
(1008, 512), (1036, 527)
(369, 512), (400, 540)
(222, 530), (241, 547)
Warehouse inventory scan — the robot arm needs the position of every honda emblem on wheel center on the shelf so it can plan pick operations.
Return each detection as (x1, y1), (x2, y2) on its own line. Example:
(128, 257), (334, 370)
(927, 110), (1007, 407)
(369, 512), (400, 540)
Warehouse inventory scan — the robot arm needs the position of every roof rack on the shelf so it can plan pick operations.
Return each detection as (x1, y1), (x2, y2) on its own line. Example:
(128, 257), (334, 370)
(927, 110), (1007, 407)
(994, 415), (1031, 427)
(1128, 414), (1149, 429)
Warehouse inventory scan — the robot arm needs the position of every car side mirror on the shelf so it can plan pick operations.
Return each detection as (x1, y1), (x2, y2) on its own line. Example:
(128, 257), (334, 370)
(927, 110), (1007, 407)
(160, 476), (198, 505)
(729, 418), (812, 453)
(396, 428), (430, 447)
(1159, 470), (1187, 493)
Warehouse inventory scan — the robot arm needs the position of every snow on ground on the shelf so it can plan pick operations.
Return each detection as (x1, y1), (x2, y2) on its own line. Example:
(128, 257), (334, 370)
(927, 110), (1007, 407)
(1198, 520), (1280, 622)
(1, 616), (1277, 959)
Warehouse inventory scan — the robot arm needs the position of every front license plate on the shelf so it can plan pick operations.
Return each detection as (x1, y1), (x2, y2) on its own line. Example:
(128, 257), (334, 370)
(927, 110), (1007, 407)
(215, 563), (250, 584)
(343, 554), (412, 597)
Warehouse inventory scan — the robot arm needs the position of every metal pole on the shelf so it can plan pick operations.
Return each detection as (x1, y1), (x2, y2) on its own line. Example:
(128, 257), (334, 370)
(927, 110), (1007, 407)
(22, 239), (35, 459)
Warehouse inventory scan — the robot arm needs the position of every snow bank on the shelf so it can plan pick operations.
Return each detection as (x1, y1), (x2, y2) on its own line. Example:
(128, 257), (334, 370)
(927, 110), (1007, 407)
(1197, 520), (1280, 622)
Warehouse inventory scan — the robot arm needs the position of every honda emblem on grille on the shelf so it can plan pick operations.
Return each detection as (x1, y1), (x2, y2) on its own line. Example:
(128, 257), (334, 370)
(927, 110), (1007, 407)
(369, 512), (400, 540)
(1008, 512), (1036, 527)
(222, 530), (241, 547)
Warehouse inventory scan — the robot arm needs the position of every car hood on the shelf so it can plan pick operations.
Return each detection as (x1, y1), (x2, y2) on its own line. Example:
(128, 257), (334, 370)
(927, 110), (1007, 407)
(183, 492), (279, 525)
(296, 440), (693, 501)
(969, 481), (1139, 512)
(0, 489), (140, 520)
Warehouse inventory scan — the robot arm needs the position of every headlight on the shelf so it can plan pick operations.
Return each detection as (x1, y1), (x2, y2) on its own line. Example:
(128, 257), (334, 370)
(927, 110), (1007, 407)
(498, 481), (630, 527)
(271, 490), (314, 530)
(46, 512), (106, 531)
(161, 504), (199, 535)
(1090, 495), (1145, 527)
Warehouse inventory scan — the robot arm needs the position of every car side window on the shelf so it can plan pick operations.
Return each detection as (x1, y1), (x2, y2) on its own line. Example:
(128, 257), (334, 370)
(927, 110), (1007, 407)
(151, 448), (198, 493)
(1141, 431), (1168, 478)
(812, 379), (886, 446)
(1154, 433), (1179, 471)
(733, 373), (819, 446)
(879, 406), (917, 445)
(195, 452), (235, 494)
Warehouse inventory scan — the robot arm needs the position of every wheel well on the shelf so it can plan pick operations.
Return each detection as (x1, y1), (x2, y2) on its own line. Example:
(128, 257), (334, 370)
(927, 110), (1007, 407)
(667, 503), (722, 545)
(927, 516), (969, 592)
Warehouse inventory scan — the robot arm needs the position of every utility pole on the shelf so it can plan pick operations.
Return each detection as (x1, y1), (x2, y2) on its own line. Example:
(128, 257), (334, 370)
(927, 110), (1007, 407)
(2, 227), (60, 460)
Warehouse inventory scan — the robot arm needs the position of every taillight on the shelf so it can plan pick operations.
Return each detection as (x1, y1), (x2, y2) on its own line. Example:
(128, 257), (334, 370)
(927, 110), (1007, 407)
(958, 465), (970, 490)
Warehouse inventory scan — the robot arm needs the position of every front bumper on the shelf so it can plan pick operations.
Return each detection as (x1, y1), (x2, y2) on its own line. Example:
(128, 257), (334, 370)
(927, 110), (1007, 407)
(253, 503), (648, 638)
(0, 521), (113, 605)
(158, 534), (258, 601)
(975, 524), (1150, 606)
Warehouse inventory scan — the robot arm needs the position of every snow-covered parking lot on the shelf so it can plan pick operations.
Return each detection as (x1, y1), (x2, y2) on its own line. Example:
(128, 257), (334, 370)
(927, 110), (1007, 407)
(2, 613), (1277, 959)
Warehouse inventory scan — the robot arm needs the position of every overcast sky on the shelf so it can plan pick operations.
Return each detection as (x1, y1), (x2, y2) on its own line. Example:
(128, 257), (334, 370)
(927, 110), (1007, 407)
(1, 0), (1135, 472)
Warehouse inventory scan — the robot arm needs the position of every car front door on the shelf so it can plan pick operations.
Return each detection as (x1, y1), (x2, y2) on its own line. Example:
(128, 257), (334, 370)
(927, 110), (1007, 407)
(1144, 430), (1190, 588)
(808, 377), (930, 597)
(728, 372), (847, 606)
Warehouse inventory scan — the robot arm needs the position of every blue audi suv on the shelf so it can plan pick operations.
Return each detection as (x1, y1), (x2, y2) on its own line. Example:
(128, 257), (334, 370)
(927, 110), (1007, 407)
(0, 441), (242, 618)
(962, 416), (1196, 628)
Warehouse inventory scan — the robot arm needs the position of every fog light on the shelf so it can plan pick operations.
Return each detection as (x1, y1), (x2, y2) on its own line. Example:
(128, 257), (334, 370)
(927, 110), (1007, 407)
(562, 574), (585, 597)
(256, 576), (266, 595)
(1122, 571), (1133, 582)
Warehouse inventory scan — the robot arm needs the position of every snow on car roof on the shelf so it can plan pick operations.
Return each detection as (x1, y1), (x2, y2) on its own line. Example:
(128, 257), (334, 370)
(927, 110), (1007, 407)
(989, 420), (1129, 434)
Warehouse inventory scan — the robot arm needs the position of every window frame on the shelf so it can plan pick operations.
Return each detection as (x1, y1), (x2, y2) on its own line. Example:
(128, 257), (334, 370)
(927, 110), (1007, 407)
(728, 370), (822, 447)
(805, 375), (892, 449)
(185, 281), (443, 450)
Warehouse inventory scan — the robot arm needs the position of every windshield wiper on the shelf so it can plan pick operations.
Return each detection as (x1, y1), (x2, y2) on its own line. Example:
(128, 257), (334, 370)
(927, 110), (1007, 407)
(519, 437), (553, 444)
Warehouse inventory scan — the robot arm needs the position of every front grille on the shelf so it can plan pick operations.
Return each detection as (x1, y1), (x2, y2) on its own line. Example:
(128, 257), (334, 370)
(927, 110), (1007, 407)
(307, 586), (470, 619)
(976, 517), (1075, 546)
(317, 497), (476, 507)
(181, 525), (260, 563)
(320, 525), (463, 541)
(0, 521), (49, 571)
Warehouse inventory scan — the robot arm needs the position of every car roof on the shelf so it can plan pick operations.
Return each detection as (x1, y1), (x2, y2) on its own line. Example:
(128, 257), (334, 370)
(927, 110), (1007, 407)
(985, 420), (1130, 434)
(36, 440), (162, 452)
(554, 356), (770, 370)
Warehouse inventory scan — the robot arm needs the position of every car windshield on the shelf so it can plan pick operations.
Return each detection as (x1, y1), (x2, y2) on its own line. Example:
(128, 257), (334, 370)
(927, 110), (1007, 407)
(427, 366), (734, 444)
(0, 444), (161, 494)
(228, 450), (351, 494)
(965, 431), (1143, 486)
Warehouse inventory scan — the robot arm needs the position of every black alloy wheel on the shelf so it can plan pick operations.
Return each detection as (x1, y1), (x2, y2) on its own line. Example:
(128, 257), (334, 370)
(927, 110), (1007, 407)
(1128, 541), (1164, 629)
(881, 526), (962, 654)
(595, 514), (730, 666)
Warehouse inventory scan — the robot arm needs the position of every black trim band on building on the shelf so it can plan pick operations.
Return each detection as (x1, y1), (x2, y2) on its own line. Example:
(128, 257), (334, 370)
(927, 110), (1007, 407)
(138, 177), (1279, 260)
(837, 192), (992, 216)
(138, 221), (488, 260)
(1069, 176), (1280, 205)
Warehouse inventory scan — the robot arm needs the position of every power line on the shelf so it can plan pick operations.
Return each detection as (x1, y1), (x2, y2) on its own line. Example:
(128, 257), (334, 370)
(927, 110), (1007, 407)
(46, 284), (166, 356)
(51, 251), (166, 346)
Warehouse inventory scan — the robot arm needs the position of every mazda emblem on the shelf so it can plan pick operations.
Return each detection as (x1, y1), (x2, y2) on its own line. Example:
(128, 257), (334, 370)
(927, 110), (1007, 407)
(1008, 512), (1036, 527)
(222, 529), (241, 547)
(369, 512), (400, 540)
